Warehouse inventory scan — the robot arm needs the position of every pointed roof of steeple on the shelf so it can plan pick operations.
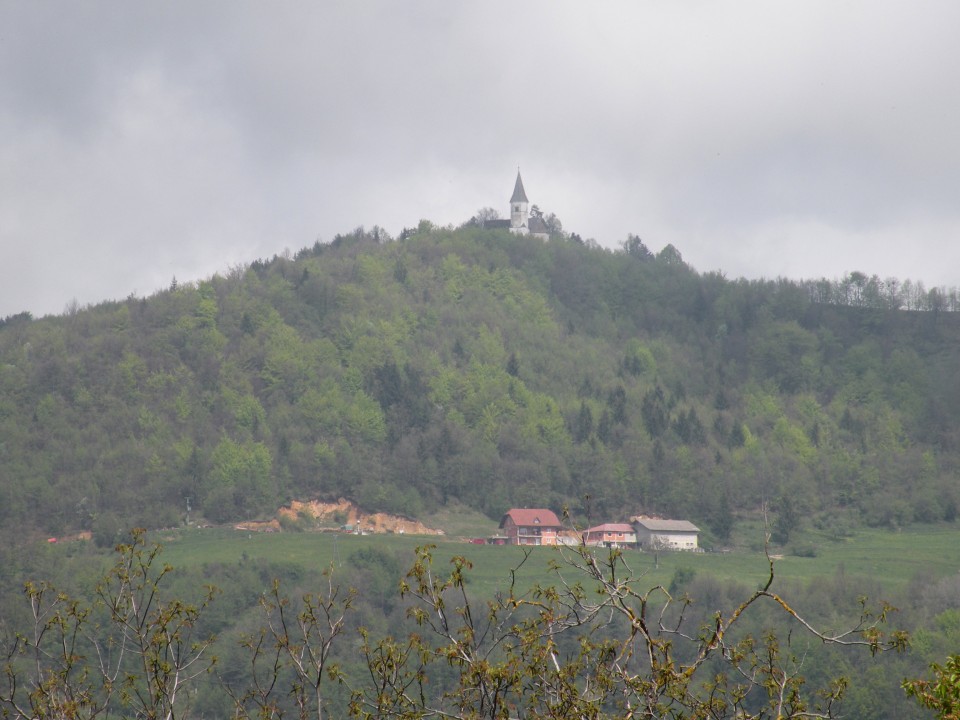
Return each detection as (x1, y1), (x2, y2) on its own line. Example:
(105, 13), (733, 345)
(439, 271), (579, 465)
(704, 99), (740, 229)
(510, 170), (529, 203)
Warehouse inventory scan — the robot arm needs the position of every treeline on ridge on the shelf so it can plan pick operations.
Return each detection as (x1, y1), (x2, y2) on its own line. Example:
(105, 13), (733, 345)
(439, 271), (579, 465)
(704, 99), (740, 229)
(1, 223), (960, 545)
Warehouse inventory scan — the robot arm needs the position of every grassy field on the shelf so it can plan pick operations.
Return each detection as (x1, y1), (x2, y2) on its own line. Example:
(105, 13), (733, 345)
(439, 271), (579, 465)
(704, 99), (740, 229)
(149, 522), (960, 599)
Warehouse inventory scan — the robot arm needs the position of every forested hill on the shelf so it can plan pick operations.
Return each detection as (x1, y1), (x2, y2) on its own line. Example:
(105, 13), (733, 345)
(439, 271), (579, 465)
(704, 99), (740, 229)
(2, 225), (960, 545)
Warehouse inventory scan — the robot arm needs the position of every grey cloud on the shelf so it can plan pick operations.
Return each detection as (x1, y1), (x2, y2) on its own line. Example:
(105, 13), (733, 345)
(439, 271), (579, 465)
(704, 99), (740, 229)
(2, 1), (960, 317)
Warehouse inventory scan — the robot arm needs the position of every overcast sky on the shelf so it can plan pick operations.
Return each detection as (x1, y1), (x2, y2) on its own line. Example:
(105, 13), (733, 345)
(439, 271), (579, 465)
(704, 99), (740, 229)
(2, 2), (959, 318)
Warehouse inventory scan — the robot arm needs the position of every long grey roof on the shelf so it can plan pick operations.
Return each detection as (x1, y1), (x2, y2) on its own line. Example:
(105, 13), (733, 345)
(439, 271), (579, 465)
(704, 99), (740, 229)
(632, 518), (700, 532)
(510, 171), (528, 203)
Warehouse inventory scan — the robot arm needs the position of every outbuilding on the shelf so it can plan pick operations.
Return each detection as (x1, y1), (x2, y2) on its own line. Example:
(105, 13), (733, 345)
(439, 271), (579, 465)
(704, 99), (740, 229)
(632, 518), (700, 551)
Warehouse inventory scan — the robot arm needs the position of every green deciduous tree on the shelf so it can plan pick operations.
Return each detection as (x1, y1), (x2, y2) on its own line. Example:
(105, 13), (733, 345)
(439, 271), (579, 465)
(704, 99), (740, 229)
(0, 529), (217, 720)
(904, 655), (960, 719)
(230, 571), (353, 720)
(204, 438), (274, 522)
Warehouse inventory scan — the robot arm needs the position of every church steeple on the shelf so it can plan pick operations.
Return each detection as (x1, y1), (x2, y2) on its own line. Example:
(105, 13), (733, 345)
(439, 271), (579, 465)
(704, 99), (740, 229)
(510, 170), (528, 204)
(510, 169), (529, 232)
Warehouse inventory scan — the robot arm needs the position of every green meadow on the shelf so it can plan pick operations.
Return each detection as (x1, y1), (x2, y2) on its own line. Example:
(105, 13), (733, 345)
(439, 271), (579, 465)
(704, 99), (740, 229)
(150, 523), (960, 599)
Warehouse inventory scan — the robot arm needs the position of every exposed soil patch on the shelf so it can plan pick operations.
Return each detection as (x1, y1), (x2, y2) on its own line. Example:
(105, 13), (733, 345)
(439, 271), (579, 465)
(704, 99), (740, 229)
(273, 498), (443, 535)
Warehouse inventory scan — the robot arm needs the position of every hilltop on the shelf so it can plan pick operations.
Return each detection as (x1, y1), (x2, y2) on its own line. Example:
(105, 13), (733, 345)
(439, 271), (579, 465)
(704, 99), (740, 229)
(1, 224), (959, 551)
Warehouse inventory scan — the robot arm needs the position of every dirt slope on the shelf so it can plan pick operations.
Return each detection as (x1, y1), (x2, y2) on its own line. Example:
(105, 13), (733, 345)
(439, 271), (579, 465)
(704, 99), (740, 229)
(271, 499), (443, 535)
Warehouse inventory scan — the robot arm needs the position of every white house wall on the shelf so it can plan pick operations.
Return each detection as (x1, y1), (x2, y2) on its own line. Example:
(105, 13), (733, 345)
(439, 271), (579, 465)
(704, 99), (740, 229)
(637, 530), (699, 550)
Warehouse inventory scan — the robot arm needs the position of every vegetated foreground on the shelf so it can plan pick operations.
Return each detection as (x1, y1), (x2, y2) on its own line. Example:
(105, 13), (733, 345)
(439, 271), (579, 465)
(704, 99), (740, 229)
(2, 528), (936, 720)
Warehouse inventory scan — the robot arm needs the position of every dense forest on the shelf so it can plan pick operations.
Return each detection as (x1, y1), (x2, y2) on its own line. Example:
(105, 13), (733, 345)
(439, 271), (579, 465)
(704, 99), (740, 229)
(2, 223), (960, 548)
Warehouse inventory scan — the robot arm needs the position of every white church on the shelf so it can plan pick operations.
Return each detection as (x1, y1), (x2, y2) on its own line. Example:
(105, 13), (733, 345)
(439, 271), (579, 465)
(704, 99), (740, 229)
(481, 171), (551, 240)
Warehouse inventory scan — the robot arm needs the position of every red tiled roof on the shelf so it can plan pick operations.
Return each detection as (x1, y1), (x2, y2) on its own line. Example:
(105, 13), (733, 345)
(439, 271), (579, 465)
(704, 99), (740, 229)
(500, 508), (562, 528)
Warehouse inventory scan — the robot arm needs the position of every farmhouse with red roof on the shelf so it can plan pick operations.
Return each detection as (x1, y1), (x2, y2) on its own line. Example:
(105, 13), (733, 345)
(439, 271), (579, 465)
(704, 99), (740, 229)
(499, 508), (563, 546)
(582, 523), (637, 548)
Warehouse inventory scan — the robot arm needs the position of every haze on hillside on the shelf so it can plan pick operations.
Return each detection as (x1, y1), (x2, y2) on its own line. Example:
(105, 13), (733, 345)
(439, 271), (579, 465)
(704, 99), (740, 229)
(2, 2), (960, 318)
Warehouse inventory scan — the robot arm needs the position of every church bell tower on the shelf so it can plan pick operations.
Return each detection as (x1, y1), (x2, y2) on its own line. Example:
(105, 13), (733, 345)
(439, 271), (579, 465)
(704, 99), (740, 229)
(509, 169), (529, 234)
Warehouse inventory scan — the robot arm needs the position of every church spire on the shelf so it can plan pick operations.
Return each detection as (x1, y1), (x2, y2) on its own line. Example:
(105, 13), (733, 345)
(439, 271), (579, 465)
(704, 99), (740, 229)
(510, 169), (529, 232)
(510, 169), (529, 204)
